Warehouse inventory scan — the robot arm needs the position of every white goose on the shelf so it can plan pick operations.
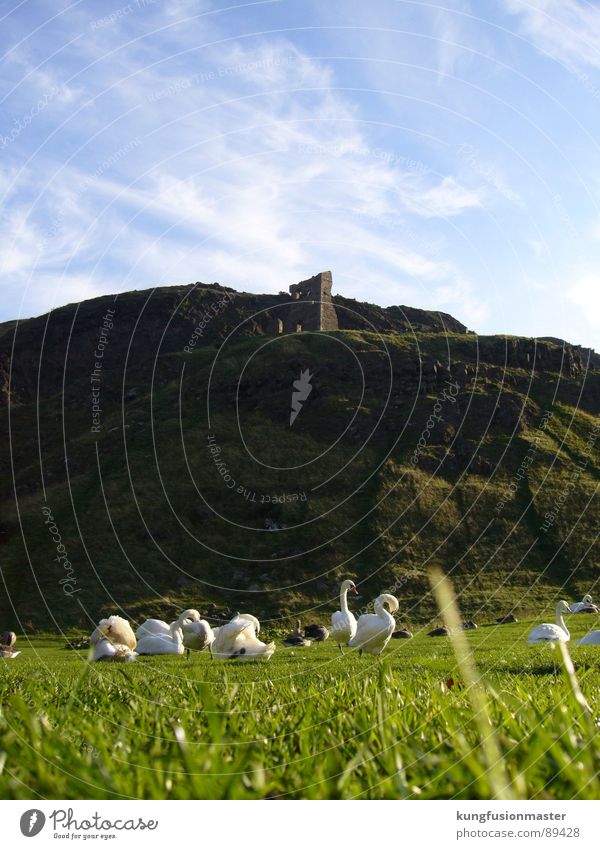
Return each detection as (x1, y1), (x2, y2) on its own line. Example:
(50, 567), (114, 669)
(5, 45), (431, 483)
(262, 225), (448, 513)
(348, 593), (399, 656)
(136, 608), (201, 640)
(331, 579), (358, 653)
(92, 638), (136, 662)
(211, 615), (274, 660)
(91, 616), (137, 651)
(136, 622), (184, 655)
(570, 594), (598, 613)
(527, 600), (571, 643)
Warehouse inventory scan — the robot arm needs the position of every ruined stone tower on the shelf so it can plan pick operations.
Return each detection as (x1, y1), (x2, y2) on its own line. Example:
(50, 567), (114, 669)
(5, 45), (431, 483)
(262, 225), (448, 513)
(284, 271), (339, 333)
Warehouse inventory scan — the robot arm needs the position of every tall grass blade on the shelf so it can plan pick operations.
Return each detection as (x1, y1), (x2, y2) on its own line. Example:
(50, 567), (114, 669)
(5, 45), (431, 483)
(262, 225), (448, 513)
(429, 567), (514, 800)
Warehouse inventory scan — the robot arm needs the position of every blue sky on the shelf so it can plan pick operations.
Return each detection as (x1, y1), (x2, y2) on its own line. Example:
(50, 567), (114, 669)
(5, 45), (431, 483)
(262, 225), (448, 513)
(1, 0), (599, 350)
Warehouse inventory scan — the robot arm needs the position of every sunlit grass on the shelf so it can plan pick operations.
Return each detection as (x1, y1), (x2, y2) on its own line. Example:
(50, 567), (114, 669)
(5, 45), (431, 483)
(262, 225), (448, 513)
(1, 615), (599, 800)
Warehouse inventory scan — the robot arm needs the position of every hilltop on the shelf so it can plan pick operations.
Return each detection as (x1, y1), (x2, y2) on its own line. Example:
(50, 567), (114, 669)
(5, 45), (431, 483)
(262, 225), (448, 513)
(0, 280), (598, 631)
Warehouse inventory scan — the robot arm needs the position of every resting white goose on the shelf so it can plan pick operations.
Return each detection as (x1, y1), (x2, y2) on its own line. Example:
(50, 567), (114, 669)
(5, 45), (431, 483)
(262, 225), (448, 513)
(136, 622), (184, 655)
(91, 615), (136, 651)
(570, 594), (598, 613)
(136, 608), (201, 640)
(331, 579), (358, 653)
(92, 638), (136, 662)
(348, 593), (399, 656)
(577, 630), (600, 645)
(211, 615), (274, 660)
(527, 600), (571, 643)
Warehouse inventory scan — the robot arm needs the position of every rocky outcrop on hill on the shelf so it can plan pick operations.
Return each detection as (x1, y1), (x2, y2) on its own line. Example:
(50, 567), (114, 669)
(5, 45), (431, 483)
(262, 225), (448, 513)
(0, 280), (596, 410)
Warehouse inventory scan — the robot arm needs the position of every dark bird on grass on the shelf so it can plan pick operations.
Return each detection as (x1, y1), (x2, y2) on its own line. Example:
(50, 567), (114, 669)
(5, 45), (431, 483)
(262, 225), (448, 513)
(392, 628), (413, 639)
(428, 626), (450, 637)
(303, 623), (329, 642)
(283, 620), (312, 647)
(0, 631), (19, 658)
(496, 614), (518, 624)
(444, 677), (464, 691)
(462, 621), (478, 630)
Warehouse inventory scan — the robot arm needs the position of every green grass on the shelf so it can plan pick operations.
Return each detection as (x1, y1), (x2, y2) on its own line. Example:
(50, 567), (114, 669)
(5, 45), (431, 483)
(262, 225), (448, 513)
(1, 615), (599, 800)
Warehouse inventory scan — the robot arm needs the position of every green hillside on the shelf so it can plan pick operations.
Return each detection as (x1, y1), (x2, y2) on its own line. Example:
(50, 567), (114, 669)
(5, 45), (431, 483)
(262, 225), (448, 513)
(1, 295), (598, 631)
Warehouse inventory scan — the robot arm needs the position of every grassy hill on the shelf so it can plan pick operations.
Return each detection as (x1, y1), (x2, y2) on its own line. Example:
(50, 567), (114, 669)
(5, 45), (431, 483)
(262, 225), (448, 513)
(0, 283), (598, 631)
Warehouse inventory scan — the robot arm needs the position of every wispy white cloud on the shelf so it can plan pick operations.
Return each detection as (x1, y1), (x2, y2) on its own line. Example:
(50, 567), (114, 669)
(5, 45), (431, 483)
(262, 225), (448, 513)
(1, 0), (596, 351)
(504, 0), (600, 70)
(431, 3), (467, 80)
(1, 31), (487, 322)
(402, 175), (483, 217)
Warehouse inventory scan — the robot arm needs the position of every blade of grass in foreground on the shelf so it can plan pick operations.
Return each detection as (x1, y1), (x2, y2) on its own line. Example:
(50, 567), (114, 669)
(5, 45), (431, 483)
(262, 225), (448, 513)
(557, 641), (594, 724)
(429, 567), (514, 800)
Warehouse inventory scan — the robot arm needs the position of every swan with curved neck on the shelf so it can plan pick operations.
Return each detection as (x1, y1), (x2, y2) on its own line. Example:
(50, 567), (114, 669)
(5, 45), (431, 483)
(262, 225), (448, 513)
(331, 579), (358, 653)
(136, 609), (201, 641)
(528, 600), (571, 643)
(235, 613), (260, 636)
(570, 594), (598, 613)
(348, 594), (399, 656)
(182, 617), (214, 653)
(136, 621), (184, 655)
(211, 615), (274, 660)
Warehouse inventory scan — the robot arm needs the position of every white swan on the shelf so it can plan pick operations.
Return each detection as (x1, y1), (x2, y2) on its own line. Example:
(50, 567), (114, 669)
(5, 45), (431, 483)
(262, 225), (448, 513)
(136, 622), (184, 655)
(570, 594), (598, 613)
(331, 579), (358, 653)
(92, 638), (136, 662)
(348, 593), (399, 656)
(136, 608), (201, 640)
(0, 631), (19, 658)
(528, 600), (571, 643)
(211, 615), (274, 660)
(91, 615), (136, 651)
(183, 618), (214, 653)
(577, 630), (600, 645)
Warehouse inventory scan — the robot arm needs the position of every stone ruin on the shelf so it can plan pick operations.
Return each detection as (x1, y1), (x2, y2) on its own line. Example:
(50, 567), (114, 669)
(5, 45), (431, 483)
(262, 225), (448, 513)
(277, 271), (339, 334)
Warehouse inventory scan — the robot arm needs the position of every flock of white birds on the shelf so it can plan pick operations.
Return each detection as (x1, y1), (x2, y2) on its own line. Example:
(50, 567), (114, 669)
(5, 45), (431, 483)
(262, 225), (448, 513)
(87, 585), (600, 662)
(88, 579), (401, 662)
(1, 587), (598, 662)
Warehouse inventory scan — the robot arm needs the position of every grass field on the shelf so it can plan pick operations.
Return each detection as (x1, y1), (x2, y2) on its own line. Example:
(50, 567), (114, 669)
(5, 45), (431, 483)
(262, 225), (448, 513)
(1, 615), (599, 800)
